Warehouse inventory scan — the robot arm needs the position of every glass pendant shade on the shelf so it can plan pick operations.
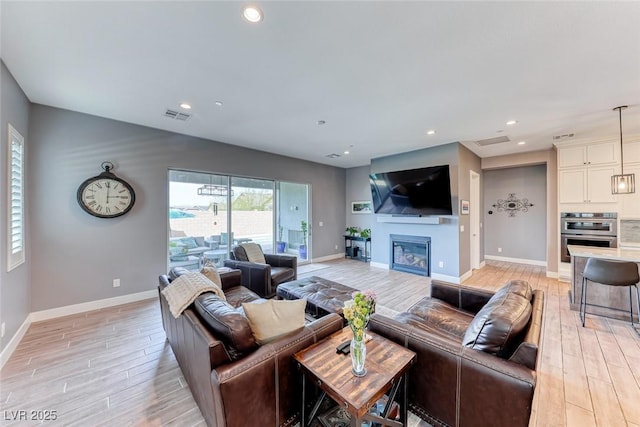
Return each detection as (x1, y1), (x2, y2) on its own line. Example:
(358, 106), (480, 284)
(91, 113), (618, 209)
(611, 105), (635, 194)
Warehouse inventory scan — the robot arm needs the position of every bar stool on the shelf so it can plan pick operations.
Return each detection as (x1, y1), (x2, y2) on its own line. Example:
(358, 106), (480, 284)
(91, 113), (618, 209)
(580, 258), (640, 335)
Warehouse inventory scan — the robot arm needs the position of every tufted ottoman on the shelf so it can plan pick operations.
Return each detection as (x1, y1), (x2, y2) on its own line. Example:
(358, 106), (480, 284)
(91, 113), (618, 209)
(276, 276), (357, 319)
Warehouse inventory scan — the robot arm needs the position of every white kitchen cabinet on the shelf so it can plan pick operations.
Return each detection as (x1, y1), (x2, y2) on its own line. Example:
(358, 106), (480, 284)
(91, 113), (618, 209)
(557, 141), (618, 168)
(558, 165), (617, 204)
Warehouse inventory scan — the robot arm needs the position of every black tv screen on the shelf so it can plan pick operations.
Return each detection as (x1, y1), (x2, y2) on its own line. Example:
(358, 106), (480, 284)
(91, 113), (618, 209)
(369, 165), (453, 215)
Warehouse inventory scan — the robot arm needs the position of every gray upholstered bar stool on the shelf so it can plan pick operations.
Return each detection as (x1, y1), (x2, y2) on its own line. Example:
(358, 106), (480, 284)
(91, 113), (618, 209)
(580, 257), (640, 335)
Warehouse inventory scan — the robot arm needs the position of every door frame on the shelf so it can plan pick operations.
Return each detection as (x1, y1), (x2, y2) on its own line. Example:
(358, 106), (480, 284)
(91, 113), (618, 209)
(470, 170), (481, 269)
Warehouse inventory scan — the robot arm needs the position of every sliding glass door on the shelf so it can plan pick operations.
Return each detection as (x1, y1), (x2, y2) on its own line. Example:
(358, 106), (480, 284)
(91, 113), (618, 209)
(276, 181), (310, 261)
(169, 170), (310, 270)
(231, 177), (274, 254)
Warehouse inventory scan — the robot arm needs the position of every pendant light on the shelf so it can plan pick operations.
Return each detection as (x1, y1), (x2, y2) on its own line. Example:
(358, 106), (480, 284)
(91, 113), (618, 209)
(611, 105), (635, 194)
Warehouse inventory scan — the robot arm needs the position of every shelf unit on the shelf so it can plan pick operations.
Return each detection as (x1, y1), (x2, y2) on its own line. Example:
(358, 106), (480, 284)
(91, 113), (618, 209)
(344, 235), (371, 263)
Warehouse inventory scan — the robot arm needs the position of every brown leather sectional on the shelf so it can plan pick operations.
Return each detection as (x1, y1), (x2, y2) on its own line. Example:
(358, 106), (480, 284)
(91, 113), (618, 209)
(369, 279), (544, 427)
(158, 267), (342, 427)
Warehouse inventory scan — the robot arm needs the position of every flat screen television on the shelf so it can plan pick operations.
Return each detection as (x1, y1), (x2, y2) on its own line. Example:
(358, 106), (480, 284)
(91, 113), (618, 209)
(369, 165), (453, 215)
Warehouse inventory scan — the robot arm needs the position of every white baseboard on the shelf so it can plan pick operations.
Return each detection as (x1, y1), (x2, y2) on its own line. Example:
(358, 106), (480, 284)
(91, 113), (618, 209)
(430, 273), (461, 284)
(459, 270), (473, 283)
(0, 316), (31, 370)
(546, 271), (559, 278)
(484, 255), (547, 267)
(30, 290), (157, 323)
(370, 262), (389, 270)
(479, 261), (486, 269)
(311, 253), (345, 263)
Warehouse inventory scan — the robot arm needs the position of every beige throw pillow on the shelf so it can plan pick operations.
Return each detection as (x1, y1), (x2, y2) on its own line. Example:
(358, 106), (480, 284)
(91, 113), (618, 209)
(242, 299), (306, 344)
(200, 266), (225, 300)
(241, 243), (266, 264)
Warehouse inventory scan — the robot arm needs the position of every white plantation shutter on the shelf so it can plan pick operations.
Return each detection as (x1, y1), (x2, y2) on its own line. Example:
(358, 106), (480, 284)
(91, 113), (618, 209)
(8, 124), (25, 271)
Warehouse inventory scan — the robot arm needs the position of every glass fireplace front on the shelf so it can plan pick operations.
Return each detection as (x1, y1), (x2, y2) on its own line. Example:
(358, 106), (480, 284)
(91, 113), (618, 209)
(390, 234), (431, 276)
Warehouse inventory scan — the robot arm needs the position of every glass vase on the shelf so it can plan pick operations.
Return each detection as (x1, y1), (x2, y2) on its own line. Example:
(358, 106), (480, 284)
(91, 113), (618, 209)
(350, 336), (367, 377)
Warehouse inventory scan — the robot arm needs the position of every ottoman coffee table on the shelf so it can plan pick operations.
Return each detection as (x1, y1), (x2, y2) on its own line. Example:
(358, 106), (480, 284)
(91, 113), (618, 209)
(276, 276), (357, 319)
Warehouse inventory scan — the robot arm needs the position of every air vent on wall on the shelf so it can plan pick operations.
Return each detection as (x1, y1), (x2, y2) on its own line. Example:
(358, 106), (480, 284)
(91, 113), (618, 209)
(553, 133), (575, 140)
(325, 153), (341, 159)
(474, 136), (510, 146)
(164, 109), (192, 121)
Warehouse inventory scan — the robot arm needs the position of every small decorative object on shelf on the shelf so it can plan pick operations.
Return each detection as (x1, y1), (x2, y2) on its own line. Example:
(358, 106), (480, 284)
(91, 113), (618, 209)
(276, 225), (286, 253)
(359, 228), (371, 238)
(343, 290), (377, 377)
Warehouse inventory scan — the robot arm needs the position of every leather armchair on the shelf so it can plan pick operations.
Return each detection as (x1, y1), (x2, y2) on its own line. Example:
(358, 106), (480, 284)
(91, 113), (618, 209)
(158, 267), (342, 427)
(224, 244), (297, 298)
(369, 280), (544, 427)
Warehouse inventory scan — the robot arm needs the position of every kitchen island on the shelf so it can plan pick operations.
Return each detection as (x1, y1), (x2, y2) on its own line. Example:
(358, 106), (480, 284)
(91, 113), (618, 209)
(568, 245), (640, 321)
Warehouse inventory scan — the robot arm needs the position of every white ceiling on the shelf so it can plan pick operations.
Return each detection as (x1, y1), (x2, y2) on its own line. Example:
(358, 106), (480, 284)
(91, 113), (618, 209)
(2, 1), (639, 168)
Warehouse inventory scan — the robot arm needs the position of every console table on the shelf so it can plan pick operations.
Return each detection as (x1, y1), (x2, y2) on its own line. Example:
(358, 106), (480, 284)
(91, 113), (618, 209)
(344, 235), (371, 262)
(294, 327), (415, 426)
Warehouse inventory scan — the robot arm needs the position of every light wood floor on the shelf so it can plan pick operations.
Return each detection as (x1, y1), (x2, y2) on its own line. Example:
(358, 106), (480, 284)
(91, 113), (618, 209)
(1, 259), (639, 426)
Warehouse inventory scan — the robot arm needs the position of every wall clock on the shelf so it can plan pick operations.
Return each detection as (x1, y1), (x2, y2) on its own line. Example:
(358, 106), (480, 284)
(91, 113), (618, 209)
(77, 162), (136, 218)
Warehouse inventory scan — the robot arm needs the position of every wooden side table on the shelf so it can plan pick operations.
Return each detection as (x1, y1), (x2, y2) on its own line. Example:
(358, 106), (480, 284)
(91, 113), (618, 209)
(294, 327), (416, 427)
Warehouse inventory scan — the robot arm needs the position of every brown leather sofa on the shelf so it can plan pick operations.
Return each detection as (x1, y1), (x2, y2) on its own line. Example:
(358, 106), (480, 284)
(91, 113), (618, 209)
(223, 245), (297, 298)
(369, 280), (544, 427)
(158, 267), (342, 427)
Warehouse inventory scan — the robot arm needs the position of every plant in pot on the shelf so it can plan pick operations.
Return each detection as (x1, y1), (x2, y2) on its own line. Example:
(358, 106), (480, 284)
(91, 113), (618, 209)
(276, 225), (286, 253)
(359, 228), (371, 238)
(345, 226), (360, 236)
(299, 220), (308, 259)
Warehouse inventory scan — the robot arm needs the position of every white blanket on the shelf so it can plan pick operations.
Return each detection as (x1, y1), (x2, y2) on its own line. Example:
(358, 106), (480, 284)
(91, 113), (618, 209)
(162, 272), (223, 318)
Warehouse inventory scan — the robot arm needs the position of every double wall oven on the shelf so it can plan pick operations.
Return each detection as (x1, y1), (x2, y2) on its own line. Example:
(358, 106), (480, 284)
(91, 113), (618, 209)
(560, 212), (617, 263)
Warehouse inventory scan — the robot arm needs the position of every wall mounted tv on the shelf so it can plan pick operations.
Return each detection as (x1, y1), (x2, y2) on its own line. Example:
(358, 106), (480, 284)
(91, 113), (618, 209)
(369, 165), (453, 216)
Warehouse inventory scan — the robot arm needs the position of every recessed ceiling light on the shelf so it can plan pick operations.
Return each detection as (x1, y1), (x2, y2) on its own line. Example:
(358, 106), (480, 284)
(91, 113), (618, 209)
(517, 141), (526, 145)
(215, 101), (223, 107)
(344, 151), (350, 155)
(317, 120), (326, 125)
(506, 120), (518, 125)
(180, 103), (192, 110)
(242, 5), (263, 23)
(427, 130), (436, 135)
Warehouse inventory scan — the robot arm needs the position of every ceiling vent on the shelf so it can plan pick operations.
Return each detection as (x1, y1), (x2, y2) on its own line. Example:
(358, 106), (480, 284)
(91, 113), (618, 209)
(325, 153), (341, 159)
(553, 133), (575, 140)
(474, 136), (510, 146)
(164, 109), (192, 121)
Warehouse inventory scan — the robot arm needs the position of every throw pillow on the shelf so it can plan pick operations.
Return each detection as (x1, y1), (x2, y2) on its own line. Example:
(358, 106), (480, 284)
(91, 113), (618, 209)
(200, 265), (225, 300)
(242, 299), (306, 344)
(194, 294), (257, 353)
(462, 292), (532, 357)
(241, 243), (266, 264)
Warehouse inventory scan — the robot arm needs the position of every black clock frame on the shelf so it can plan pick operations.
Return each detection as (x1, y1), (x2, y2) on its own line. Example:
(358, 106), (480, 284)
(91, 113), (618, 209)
(77, 164), (136, 218)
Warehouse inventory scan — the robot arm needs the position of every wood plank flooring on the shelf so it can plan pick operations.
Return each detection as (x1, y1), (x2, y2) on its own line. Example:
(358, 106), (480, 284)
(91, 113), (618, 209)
(1, 259), (639, 426)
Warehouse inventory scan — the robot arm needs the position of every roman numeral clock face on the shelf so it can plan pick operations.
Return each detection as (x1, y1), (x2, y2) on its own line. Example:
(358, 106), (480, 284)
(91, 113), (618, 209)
(77, 171), (135, 218)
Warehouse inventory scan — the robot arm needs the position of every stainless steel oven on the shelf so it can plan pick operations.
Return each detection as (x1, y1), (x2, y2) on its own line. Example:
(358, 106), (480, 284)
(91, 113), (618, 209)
(560, 212), (617, 262)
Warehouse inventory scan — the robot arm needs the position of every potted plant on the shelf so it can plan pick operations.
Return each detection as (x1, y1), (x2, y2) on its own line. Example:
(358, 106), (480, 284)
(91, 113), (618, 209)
(345, 226), (359, 236)
(276, 225), (286, 253)
(359, 228), (371, 238)
(299, 220), (308, 259)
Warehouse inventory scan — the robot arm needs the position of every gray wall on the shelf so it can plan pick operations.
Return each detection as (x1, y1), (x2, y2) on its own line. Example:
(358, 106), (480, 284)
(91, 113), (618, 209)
(28, 105), (346, 311)
(483, 164), (547, 262)
(369, 143), (462, 278)
(1, 61), (31, 353)
(345, 166), (374, 233)
(482, 150), (558, 273)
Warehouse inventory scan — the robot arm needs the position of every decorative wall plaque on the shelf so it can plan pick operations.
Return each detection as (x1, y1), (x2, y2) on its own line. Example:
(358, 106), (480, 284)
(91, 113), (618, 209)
(491, 193), (533, 217)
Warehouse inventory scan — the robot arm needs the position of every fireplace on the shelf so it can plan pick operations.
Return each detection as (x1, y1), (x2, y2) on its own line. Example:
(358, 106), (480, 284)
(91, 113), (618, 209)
(390, 234), (431, 276)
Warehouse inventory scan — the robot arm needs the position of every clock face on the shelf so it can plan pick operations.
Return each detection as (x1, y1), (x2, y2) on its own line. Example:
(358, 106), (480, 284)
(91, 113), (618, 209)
(78, 175), (135, 218)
